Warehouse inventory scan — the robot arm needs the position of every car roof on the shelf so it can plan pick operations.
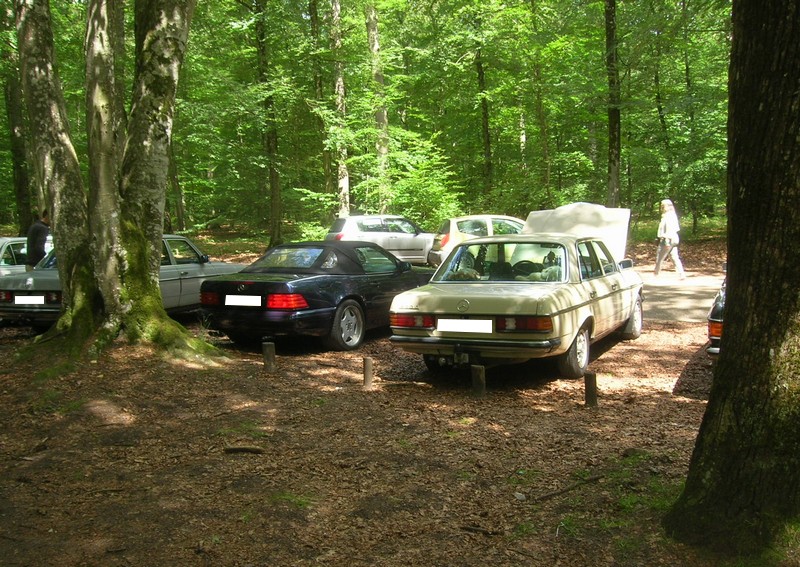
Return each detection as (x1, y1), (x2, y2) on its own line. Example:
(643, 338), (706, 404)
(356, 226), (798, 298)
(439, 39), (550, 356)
(245, 240), (396, 275)
(456, 232), (587, 246)
(0, 236), (26, 244)
(450, 214), (523, 222)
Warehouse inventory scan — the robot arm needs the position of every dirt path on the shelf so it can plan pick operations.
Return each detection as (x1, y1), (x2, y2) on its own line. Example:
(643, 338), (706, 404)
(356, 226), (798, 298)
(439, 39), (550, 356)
(0, 240), (725, 566)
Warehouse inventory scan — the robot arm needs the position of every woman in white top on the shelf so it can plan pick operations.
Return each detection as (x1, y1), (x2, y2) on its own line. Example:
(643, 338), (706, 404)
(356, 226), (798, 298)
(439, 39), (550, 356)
(654, 199), (686, 278)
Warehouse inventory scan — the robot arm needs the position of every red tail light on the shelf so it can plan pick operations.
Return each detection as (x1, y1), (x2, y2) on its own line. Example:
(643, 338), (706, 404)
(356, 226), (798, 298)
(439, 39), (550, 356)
(390, 313), (435, 329)
(708, 321), (723, 339)
(201, 291), (221, 305)
(440, 234), (450, 248)
(0, 291), (12, 303)
(44, 291), (61, 304)
(496, 316), (553, 332)
(266, 294), (309, 309)
(334, 233), (344, 241)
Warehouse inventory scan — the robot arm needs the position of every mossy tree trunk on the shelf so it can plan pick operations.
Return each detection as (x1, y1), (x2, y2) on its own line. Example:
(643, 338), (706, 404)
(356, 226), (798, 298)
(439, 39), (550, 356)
(17, 0), (199, 355)
(118, 0), (197, 345)
(16, 0), (103, 352)
(663, 0), (800, 554)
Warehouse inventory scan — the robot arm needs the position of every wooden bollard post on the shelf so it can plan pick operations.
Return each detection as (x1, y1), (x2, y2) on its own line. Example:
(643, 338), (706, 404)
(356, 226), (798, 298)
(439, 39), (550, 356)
(363, 357), (374, 390)
(584, 371), (598, 407)
(471, 365), (486, 397)
(262, 341), (276, 373)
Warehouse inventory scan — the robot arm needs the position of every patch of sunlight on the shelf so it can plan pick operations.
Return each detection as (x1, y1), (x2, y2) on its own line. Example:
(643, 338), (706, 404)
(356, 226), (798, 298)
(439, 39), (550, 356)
(85, 399), (136, 425)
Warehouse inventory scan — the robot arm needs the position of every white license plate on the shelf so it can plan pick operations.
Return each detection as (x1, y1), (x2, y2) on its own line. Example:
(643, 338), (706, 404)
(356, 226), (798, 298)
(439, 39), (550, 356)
(225, 295), (261, 307)
(15, 295), (45, 305)
(437, 318), (492, 333)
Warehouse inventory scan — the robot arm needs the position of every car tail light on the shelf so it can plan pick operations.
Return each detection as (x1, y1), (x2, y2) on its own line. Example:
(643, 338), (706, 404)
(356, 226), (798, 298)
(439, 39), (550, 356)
(440, 234), (450, 248)
(496, 316), (553, 332)
(44, 291), (61, 304)
(708, 320), (723, 339)
(201, 291), (221, 306)
(390, 313), (435, 329)
(266, 294), (309, 309)
(0, 291), (12, 303)
(334, 233), (344, 241)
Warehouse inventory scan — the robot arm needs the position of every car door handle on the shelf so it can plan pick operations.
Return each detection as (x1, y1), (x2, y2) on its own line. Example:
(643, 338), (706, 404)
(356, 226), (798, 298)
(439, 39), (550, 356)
(180, 271), (189, 276)
(589, 291), (597, 299)
(611, 284), (618, 290)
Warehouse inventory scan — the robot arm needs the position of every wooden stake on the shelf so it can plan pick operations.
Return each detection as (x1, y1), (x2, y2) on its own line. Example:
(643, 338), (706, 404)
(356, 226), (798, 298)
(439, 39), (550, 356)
(584, 371), (598, 407)
(262, 342), (276, 373)
(363, 357), (374, 390)
(471, 365), (486, 397)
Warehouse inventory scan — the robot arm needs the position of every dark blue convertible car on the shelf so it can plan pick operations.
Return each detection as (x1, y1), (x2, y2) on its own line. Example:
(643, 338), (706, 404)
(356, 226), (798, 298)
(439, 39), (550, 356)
(200, 240), (433, 349)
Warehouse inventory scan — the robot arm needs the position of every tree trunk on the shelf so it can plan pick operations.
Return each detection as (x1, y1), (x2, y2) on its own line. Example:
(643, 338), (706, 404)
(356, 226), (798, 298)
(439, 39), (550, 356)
(475, 47), (493, 195)
(365, 3), (389, 213)
(663, 0), (800, 553)
(118, 0), (196, 343)
(308, 0), (334, 200)
(86, 0), (126, 329)
(604, 0), (621, 207)
(253, 0), (283, 247)
(16, 0), (100, 342)
(169, 140), (186, 231)
(3, 56), (32, 236)
(331, 0), (350, 217)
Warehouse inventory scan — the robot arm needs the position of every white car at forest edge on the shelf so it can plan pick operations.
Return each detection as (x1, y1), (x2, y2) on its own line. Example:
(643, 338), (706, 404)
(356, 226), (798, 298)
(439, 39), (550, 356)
(389, 203), (644, 378)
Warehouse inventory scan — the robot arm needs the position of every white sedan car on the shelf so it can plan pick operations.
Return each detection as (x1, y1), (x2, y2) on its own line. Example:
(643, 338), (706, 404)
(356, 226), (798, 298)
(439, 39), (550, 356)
(0, 235), (53, 276)
(389, 203), (644, 378)
(0, 235), (245, 332)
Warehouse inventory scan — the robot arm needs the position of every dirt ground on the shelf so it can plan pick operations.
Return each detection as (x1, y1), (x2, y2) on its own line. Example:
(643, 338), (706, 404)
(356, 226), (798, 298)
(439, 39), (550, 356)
(0, 240), (727, 566)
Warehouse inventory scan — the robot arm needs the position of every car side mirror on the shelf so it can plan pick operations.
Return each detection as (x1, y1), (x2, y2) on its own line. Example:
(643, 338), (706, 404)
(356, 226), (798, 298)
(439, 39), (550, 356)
(199, 254), (209, 264)
(398, 261), (412, 273)
(618, 258), (634, 270)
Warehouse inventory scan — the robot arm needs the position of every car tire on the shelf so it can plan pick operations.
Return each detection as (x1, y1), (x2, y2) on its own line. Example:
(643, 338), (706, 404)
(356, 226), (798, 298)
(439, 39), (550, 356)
(620, 295), (643, 340)
(557, 327), (590, 379)
(323, 299), (365, 351)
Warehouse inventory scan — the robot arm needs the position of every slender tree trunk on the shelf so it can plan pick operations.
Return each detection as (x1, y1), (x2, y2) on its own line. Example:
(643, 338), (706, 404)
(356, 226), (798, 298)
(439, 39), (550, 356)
(331, 0), (350, 217)
(169, 141), (186, 231)
(605, 0), (621, 207)
(16, 0), (100, 342)
(253, 0), (282, 246)
(365, 3), (389, 212)
(3, 59), (32, 236)
(475, 47), (493, 195)
(664, 0), (800, 553)
(308, 0), (334, 198)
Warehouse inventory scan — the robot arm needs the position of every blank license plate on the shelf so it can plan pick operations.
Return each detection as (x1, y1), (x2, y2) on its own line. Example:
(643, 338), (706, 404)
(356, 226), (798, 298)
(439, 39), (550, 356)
(437, 318), (492, 333)
(15, 295), (44, 305)
(225, 295), (261, 307)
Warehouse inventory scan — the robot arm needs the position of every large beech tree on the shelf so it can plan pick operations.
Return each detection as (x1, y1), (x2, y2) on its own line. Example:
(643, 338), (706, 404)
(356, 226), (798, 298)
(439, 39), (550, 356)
(663, 0), (800, 553)
(16, 0), (198, 352)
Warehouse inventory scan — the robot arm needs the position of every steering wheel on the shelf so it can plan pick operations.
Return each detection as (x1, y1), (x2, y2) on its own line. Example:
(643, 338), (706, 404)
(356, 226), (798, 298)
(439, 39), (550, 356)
(513, 260), (539, 276)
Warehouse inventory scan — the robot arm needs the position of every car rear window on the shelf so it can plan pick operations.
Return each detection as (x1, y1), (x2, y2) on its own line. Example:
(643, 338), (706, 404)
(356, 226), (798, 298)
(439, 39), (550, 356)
(434, 242), (566, 283)
(356, 218), (386, 232)
(248, 247), (327, 270)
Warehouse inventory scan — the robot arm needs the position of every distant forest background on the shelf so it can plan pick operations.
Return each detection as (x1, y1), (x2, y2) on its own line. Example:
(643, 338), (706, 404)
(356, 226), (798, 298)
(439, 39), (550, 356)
(1, 0), (731, 240)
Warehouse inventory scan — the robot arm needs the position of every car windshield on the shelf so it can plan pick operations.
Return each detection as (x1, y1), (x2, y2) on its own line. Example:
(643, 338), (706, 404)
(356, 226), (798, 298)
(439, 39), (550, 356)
(433, 241), (567, 283)
(246, 246), (328, 272)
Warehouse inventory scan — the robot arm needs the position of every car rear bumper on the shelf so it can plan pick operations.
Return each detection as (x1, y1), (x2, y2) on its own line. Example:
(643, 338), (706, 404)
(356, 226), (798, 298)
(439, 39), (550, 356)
(202, 306), (336, 338)
(389, 334), (562, 359)
(0, 307), (59, 327)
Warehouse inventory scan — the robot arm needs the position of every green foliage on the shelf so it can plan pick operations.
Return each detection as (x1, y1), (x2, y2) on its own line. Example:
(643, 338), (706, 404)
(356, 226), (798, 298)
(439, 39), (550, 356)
(2, 0), (730, 243)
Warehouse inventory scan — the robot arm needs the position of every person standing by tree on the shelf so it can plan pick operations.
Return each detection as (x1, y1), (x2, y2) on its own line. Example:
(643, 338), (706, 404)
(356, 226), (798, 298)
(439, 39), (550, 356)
(25, 209), (50, 271)
(654, 199), (685, 279)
